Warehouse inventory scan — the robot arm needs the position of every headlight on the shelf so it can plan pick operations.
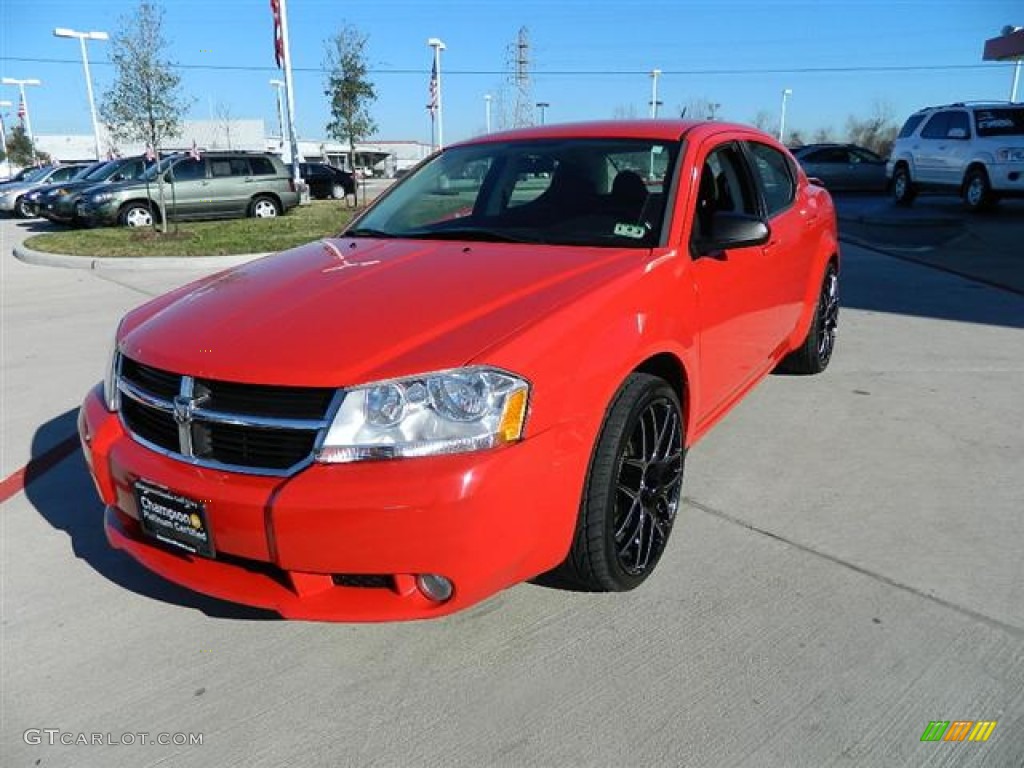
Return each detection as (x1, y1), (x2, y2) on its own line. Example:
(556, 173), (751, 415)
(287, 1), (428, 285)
(26, 190), (41, 201)
(316, 367), (530, 463)
(90, 191), (115, 204)
(103, 327), (122, 412)
(996, 148), (1024, 163)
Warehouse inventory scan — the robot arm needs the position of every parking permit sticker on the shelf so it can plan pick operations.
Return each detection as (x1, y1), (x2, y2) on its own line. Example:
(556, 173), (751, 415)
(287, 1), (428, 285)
(614, 222), (646, 239)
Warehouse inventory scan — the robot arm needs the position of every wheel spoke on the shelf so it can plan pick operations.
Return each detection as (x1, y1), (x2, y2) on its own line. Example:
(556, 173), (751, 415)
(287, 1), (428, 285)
(614, 494), (643, 541)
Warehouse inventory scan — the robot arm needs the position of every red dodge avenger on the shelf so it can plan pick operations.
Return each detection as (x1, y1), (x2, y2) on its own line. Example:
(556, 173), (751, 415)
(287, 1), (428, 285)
(78, 120), (839, 621)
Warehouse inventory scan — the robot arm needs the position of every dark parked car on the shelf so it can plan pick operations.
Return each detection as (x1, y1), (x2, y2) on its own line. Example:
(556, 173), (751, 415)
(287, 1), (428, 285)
(0, 163), (94, 217)
(791, 144), (888, 192)
(289, 162), (355, 199)
(33, 155), (157, 225)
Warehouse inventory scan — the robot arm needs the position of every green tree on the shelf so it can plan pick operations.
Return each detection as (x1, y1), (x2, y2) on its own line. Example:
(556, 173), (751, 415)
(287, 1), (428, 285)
(100, 1), (191, 231)
(324, 24), (377, 182)
(4, 124), (45, 167)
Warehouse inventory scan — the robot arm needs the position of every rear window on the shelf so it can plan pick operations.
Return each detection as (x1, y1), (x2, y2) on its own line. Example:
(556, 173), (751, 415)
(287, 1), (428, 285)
(974, 108), (1024, 137)
(249, 157), (277, 175)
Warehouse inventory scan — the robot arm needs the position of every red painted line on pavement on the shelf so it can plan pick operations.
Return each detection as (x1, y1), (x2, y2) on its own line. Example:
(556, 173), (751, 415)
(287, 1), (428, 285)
(0, 435), (81, 504)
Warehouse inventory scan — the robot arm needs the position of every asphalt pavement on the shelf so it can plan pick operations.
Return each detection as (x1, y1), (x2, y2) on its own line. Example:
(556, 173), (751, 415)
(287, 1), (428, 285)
(2, 215), (1022, 767)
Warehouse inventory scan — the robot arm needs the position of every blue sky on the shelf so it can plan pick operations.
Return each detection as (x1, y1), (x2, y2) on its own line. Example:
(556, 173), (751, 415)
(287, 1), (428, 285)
(1, 0), (1020, 146)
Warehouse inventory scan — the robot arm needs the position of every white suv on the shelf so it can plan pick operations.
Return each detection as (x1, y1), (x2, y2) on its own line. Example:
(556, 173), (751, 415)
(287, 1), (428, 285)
(887, 102), (1024, 211)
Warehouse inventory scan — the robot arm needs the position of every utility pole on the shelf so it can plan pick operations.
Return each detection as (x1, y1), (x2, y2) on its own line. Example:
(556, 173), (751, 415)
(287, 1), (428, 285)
(779, 88), (793, 142)
(0, 101), (11, 177)
(484, 93), (492, 133)
(510, 27), (532, 127)
(649, 69), (662, 118)
(536, 101), (549, 125)
(2, 78), (41, 165)
(428, 38), (446, 149)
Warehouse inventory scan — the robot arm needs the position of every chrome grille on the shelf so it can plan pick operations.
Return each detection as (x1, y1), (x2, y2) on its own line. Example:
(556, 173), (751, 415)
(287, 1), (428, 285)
(117, 357), (337, 475)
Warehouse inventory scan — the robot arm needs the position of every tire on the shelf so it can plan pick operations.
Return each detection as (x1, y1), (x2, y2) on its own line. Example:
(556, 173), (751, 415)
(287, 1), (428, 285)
(776, 263), (839, 375)
(330, 184), (346, 200)
(555, 373), (685, 592)
(892, 165), (916, 206)
(15, 196), (33, 218)
(249, 195), (280, 218)
(118, 202), (155, 228)
(963, 167), (996, 212)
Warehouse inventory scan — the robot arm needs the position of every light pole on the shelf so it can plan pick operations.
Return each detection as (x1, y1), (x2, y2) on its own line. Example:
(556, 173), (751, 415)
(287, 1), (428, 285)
(1004, 26), (1023, 101)
(269, 79), (287, 150)
(650, 69), (662, 118)
(484, 93), (492, 133)
(0, 100), (11, 177)
(778, 88), (793, 142)
(54, 28), (108, 160)
(536, 101), (549, 125)
(2, 78), (42, 164)
(428, 38), (446, 149)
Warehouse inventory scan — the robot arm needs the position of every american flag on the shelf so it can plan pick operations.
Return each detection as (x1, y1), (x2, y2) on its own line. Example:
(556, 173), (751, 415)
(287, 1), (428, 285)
(188, 140), (201, 161)
(17, 98), (26, 122)
(427, 57), (438, 117)
(270, 0), (284, 68)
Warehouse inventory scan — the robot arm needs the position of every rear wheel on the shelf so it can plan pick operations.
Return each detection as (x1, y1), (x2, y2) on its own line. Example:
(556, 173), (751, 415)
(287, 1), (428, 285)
(119, 202), (154, 228)
(249, 195), (280, 218)
(776, 264), (839, 375)
(892, 165), (916, 206)
(555, 373), (684, 592)
(963, 168), (996, 212)
(330, 184), (346, 200)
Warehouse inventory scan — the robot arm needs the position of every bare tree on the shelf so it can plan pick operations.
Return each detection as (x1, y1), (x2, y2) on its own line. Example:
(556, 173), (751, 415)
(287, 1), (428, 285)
(813, 126), (835, 143)
(612, 104), (639, 120)
(787, 129), (806, 147)
(845, 100), (898, 156)
(750, 110), (774, 132)
(679, 97), (722, 121)
(100, 2), (191, 232)
(324, 24), (377, 178)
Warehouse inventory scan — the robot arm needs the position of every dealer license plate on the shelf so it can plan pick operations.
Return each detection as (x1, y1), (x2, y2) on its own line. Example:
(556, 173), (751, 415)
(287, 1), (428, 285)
(135, 481), (214, 558)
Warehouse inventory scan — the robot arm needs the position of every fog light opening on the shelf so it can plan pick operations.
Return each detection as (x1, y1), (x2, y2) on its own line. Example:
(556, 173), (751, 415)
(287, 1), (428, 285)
(416, 574), (453, 603)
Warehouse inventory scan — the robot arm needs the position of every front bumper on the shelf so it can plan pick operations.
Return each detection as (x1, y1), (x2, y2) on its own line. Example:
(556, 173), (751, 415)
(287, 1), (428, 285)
(78, 385), (586, 621)
(39, 196), (78, 223)
(989, 161), (1024, 196)
(0, 195), (20, 213)
(75, 199), (120, 226)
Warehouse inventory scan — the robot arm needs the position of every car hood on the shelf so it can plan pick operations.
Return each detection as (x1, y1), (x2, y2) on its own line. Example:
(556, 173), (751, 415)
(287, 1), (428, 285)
(0, 181), (38, 195)
(121, 237), (646, 386)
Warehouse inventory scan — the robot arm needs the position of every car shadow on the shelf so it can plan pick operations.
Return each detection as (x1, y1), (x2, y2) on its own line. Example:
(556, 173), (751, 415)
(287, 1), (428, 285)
(24, 408), (279, 620)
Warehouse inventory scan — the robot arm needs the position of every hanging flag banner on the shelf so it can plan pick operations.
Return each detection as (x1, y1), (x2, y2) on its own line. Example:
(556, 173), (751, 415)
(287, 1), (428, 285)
(271, 0), (284, 68)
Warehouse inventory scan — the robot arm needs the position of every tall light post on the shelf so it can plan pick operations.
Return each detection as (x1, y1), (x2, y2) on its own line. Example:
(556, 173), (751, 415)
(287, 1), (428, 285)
(536, 101), (549, 125)
(269, 79), (287, 150)
(428, 38), (446, 149)
(778, 88), (793, 142)
(484, 93), (492, 133)
(53, 28), (108, 160)
(2, 78), (42, 164)
(650, 69), (662, 118)
(1005, 26), (1023, 101)
(0, 100), (11, 177)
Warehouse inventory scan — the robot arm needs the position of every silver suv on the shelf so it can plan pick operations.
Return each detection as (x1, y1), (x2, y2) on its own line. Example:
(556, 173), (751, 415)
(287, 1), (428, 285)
(887, 102), (1024, 211)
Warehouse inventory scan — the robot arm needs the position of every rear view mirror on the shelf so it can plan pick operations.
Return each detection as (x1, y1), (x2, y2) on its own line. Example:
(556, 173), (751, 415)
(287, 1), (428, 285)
(695, 212), (770, 257)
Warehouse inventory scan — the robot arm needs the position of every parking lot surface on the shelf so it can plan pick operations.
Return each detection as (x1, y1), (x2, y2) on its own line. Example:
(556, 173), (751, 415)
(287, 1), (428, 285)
(2, 215), (1022, 767)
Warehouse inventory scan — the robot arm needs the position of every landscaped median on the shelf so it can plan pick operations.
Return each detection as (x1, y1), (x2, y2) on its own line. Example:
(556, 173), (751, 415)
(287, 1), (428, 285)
(22, 201), (359, 260)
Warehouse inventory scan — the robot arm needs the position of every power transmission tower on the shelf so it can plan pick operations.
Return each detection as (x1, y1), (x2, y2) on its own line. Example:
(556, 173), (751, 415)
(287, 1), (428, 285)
(508, 27), (532, 127)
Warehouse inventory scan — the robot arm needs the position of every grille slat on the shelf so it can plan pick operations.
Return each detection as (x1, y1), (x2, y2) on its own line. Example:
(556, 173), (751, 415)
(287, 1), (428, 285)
(118, 356), (334, 474)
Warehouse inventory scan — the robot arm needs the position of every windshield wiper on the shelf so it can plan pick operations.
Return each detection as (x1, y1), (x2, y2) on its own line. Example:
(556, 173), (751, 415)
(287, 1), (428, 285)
(343, 227), (397, 238)
(406, 227), (540, 244)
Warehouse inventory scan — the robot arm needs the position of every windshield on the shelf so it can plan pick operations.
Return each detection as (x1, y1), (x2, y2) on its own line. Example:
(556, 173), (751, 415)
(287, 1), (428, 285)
(974, 107), (1024, 137)
(349, 138), (679, 248)
(82, 161), (119, 181)
(140, 156), (179, 181)
(73, 162), (107, 181)
(22, 166), (52, 183)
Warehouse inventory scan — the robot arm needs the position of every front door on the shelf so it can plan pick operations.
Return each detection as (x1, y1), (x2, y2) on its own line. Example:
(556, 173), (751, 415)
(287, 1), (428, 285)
(165, 157), (209, 219)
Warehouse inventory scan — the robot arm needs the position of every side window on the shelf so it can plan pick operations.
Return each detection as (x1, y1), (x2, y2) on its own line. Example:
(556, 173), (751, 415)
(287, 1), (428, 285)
(229, 158), (251, 176)
(171, 158), (205, 181)
(747, 143), (795, 216)
(946, 111), (971, 139)
(126, 160), (144, 179)
(692, 144), (758, 242)
(51, 167), (76, 182)
(897, 114), (926, 139)
(920, 112), (950, 139)
(249, 157), (276, 175)
(210, 159), (233, 177)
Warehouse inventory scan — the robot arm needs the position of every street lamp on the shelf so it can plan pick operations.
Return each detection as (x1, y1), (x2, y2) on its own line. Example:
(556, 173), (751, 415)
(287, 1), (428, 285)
(2, 78), (42, 164)
(650, 69), (662, 118)
(1004, 25), (1023, 102)
(536, 101), (550, 125)
(427, 37), (446, 149)
(269, 79), (287, 150)
(778, 88), (793, 142)
(0, 100), (11, 177)
(54, 28), (108, 160)
(484, 93), (492, 133)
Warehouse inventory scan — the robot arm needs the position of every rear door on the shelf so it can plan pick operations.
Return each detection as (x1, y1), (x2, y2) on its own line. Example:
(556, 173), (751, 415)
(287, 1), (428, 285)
(208, 156), (253, 215)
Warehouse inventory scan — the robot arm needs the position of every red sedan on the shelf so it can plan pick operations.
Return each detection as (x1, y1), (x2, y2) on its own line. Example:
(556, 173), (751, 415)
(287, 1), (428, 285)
(79, 120), (839, 621)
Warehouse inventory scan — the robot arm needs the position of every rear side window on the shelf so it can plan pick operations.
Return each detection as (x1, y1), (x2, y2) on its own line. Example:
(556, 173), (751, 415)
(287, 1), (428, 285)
(746, 143), (795, 216)
(249, 157), (277, 175)
(974, 108), (1024, 137)
(898, 114), (926, 139)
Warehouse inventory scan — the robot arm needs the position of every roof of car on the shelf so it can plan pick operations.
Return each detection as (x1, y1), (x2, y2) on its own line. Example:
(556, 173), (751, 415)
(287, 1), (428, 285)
(455, 119), (770, 147)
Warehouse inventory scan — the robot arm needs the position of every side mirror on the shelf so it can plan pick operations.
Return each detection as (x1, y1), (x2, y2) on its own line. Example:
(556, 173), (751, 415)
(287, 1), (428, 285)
(695, 212), (770, 257)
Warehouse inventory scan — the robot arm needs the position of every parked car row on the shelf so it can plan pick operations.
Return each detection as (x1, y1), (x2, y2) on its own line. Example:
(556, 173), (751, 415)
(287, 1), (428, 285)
(3, 151), (302, 227)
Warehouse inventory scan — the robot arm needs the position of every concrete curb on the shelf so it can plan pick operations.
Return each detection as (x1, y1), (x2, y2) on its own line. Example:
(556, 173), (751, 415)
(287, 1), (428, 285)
(13, 242), (272, 271)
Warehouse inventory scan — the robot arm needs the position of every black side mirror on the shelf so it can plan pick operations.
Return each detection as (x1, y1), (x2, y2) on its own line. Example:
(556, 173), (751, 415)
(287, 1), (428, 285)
(694, 212), (770, 258)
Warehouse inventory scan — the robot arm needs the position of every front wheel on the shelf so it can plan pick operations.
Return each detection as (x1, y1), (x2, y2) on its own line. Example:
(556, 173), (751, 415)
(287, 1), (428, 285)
(15, 196), (33, 218)
(776, 264), (839, 375)
(963, 168), (996, 212)
(892, 165), (916, 206)
(249, 195), (281, 218)
(555, 373), (685, 592)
